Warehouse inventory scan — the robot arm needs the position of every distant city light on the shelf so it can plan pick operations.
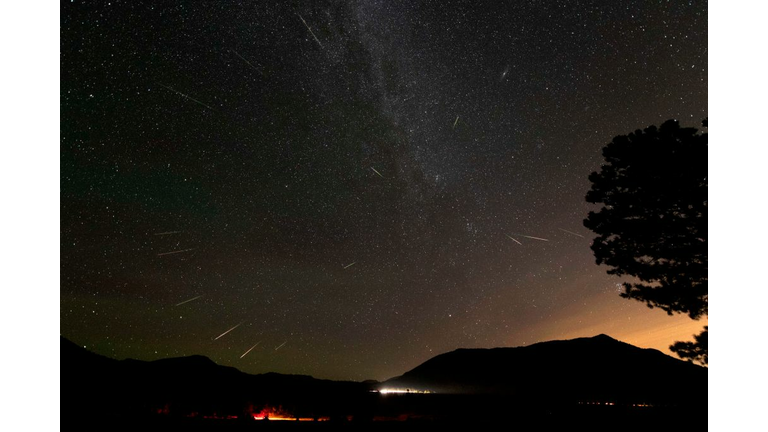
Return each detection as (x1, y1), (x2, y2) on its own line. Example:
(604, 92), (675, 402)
(376, 388), (432, 395)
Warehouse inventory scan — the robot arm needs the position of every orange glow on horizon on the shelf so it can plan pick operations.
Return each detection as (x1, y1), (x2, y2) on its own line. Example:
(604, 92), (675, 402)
(510, 287), (708, 360)
(250, 406), (327, 422)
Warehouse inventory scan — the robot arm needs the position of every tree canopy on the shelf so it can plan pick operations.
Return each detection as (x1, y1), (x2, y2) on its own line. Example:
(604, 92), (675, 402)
(670, 326), (707, 365)
(584, 119), (707, 363)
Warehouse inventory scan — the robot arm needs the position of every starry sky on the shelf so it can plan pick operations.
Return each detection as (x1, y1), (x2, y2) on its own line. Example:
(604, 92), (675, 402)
(60, 0), (707, 381)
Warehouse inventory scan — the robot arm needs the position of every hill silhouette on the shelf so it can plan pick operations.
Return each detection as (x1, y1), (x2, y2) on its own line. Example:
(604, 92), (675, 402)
(61, 334), (706, 428)
(61, 336), (373, 423)
(384, 334), (706, 406)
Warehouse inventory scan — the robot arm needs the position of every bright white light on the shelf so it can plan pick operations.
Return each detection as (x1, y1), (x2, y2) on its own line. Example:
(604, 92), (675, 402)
(377, 388), (431, 395)
(379, 389), (408, 394)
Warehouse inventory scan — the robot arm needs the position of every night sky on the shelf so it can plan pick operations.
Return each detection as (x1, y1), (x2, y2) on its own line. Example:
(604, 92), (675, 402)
(60, 0), (707, 381)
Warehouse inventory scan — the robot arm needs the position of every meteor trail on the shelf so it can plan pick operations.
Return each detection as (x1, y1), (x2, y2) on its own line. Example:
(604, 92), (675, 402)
(370, 167), (384, 178)
(157, 83), (214, 110)
(453, 116), (459, 129)
(500, 66), (510, 81)
(157, 248), (196, 256)
(297, 14), (323, 48)
(558, 228), (585, 238)
(240, 342), (261, 359)
(231, 49), (265, 76)
(343, 262), (357, 269)
(175, 295), (203, 306)
(213, 323), (243, 341)
(154, 231), (182, 236)
(275, 341), (287, 351)
(510, 233), (549, 242)
(505, 234), (523, 245)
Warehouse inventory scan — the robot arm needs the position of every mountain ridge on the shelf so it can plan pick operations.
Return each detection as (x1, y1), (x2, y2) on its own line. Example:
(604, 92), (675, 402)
(383, 333), (706, 406)
(61, 333), (706, 423)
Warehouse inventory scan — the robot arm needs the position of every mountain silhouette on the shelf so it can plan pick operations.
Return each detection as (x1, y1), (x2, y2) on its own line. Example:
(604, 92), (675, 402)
(60, 335), (373, 423)
(61, 334), (706, 428)
(383, 334), (706, 406)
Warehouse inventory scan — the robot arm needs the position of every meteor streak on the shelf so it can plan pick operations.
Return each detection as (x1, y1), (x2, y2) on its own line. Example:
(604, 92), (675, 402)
(558, 228), (585, 238)
(275, 341), (287, 351)
(500, 66), (510, 81)
(157, 83), (214, 110)
(453, 116), (459, 129)
(157, 248), (196, 256)
(370, 167), (384, 178)
(505, 234), (522, 245)
(297, 14), (323, 48)
(213, 323), (243, 341)
(231, 49), (265, 76)
(175, 295), (203, 306)
(240, 342), (261, 359)
(154, 231), (182, 236)
(343, 262), (357, 269)
(510, 233), (549, 242)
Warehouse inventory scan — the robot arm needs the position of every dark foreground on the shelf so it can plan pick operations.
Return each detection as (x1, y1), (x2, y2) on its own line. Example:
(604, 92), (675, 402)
(68, 393), (706, 431)
(62, 336), (706, 430)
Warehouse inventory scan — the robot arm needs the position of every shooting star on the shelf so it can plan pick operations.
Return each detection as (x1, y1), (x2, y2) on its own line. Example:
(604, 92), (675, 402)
(453, 116), (459, 129)
(240, 341), (261, 359)
(213, 322), (244, 341)
(343, 262), (356, 269)
(505, 234), (523, 245)
(500, 65), (510, 82)
(230, 49), (265, 76)
(510, 233), (549, 242)
(274, 341), (287, 351)
(156, 83), (214, 111)
(558, 228), (585, 238)
(370, 167), (384, 178)
(297, 14), (323, 48)
(154, 231), (182, 236)
(157, 248), (196, 257)
(175, 295), (203, 307)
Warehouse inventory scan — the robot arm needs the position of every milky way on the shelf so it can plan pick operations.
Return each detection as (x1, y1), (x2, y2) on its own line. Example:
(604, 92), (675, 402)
(61, 0), (707, 380)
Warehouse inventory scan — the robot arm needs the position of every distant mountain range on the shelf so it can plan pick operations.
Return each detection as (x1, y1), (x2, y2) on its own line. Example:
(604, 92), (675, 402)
(384, 334), (706, 405)
(61, 334), (706, 425)
(60, 335), (369, 421)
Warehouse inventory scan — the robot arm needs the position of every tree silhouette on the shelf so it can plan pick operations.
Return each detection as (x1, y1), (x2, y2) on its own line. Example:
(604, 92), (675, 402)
(584, 119), (707, 364)
(670, 326), (707, 365)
